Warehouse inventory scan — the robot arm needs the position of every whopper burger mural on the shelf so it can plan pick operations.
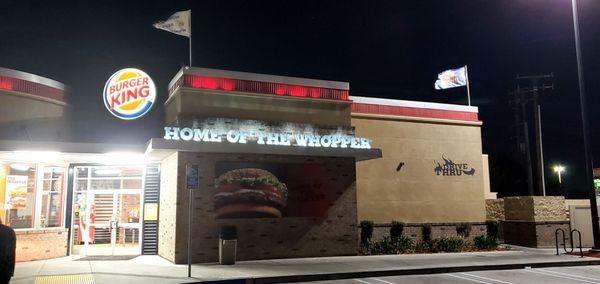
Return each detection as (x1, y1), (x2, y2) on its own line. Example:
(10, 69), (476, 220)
(214, 167), (288, 219)
(103, 68), (156, 120)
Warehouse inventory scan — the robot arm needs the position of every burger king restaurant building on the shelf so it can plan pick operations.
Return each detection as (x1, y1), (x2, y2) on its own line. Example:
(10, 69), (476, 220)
(0, 66), (488, 263)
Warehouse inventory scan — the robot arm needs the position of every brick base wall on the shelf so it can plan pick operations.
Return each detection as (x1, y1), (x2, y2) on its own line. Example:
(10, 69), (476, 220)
(369, 223), (487, 243)
(16, 229), (68, 262)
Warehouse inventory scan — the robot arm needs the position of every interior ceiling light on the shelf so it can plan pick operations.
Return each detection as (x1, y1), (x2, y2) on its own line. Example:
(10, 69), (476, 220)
(10, 163), (31, 171)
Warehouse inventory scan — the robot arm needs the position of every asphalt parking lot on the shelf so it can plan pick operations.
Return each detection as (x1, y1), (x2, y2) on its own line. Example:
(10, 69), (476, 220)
(296, 265), (600, 284)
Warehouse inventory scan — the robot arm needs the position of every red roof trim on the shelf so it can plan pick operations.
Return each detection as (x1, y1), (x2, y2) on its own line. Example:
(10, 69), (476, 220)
(0, 75), (66, 103)
(351, 102), (479, 122)
(182, 74), (349, 101)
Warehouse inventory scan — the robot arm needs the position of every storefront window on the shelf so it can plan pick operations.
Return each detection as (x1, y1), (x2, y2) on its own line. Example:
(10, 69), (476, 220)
(1, 162), (37, 229)
(40, 167), (65, 227)
(1, 162), (66, 229)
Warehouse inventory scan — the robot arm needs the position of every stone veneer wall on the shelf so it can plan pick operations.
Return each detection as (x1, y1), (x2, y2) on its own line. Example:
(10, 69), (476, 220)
(502, 196), (569, 248)
(504, 196), (566, 221)
(369, 223), (486, 243)
(16, 229), (68, 262)
(486, 199), (505, 220)
(158, 152), (358, 264)
(158, 152), (179, 262)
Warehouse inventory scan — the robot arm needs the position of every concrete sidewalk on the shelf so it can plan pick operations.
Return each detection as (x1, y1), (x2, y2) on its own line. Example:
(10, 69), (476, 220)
(13, 248), (600, 284)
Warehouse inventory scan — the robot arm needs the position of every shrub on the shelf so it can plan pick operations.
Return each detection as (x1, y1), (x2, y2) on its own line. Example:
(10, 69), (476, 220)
(360, 220), (374, 246)
(485, 220), (500, 239)
(430, 237), (470, 253)
(474, 235), (499, 250)
(456, 223), (472, 238)
(422, 224), (432, 243)
(414, 241), (430, 253)
(368, 235), (415, 254)
(390, 221), (406, 240)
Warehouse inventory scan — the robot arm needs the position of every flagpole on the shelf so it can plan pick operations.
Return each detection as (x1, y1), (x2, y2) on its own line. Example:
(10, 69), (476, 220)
(188, 10), (192, 67)
(465, 65), (471, 106)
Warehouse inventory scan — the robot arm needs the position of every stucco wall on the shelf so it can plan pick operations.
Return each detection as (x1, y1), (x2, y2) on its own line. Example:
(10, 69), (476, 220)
(352, 115), (486, 223)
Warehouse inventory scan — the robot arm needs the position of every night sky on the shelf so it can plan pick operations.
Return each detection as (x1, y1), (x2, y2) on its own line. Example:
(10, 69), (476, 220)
(1, 0), (600, 198)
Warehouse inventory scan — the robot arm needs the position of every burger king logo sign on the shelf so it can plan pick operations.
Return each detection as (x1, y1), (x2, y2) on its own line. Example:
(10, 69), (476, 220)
(103, 68), (156, 120)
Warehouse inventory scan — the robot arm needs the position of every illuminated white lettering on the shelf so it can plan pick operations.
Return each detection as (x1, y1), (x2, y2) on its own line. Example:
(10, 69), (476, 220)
(360, 138), (371, 149)
(307, 135), (321, 147)
(320, 135), (332, 147)
(350, 137), (360, 148)
(164, 127), (180, 140)
(340, 136), (351, 148)
(294, 134), (309, 147)
(238, 131), (248, 144)
(226, 130), (240, 143)
(279, 133), (291, 146)
(180, 128), (194, 141)
(266, 132), (280, 145)
(209, 130), (222, 142)
(193, 128), (210, 142)
(256, 132), (267, 145)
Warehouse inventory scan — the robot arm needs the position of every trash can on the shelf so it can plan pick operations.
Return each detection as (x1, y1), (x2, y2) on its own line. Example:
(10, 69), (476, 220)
(219, 225), (237, 265)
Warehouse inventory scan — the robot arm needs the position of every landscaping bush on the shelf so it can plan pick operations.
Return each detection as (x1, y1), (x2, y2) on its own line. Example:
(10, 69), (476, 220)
(422, 224), (432, 243)
(430, 237), (470, 253)
(485, 220), (500, 239)
(367, 236), (415, 254)
(473, 235), (499, 250)
(360, 220), (374, 246)
(456, 223), (472, 238)
(390, 221), (405, 240)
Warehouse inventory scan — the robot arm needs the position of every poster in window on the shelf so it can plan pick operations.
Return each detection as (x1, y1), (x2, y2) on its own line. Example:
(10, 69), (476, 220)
(5, 175), (28, 210)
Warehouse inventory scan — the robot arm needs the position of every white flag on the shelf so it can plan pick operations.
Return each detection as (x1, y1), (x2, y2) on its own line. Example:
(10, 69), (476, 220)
(434, 67), (467, 90)
(154, 10), (191, 38)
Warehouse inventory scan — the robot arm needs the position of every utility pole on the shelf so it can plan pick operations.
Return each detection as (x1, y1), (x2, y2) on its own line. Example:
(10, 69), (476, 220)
(510, 90), (535, 196)
(514, 74), (553, 196)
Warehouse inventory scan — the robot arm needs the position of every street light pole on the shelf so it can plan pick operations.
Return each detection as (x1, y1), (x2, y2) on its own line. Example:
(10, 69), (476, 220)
(571, 0), (600, 250)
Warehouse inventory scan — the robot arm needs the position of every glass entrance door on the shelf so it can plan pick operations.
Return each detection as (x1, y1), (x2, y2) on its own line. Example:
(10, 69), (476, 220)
(71, 166), (143, 256)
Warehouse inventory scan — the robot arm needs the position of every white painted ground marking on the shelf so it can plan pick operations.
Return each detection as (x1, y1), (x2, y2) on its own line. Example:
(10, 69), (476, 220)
(525, 269), (600, 283)
(447, 274), (494, 284)
(355, 279), (375, 284)
(537, 268), (600, 282)
(460, 272), (515, 284)
(371, 277), (396, 284)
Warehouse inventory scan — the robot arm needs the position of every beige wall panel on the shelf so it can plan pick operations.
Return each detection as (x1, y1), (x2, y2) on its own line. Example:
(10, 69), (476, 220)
(0, 93), (64, 123)
(353, 116), (486, 223)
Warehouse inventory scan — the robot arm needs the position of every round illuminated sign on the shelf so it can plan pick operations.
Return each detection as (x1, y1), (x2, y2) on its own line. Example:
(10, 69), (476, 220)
(103, 68), (156, 120)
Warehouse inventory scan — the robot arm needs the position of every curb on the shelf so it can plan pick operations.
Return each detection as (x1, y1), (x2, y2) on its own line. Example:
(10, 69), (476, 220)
(192, 259), (600, 284)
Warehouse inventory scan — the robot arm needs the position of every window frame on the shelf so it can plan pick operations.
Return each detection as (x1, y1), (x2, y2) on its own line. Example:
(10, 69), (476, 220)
(34, 164), (68, 229)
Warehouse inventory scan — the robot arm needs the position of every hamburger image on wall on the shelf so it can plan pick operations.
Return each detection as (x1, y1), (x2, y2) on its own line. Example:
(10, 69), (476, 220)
(214, 168), (288, 218)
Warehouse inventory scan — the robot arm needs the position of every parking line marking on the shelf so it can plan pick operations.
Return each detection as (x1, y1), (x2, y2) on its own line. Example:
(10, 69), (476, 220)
(355, 279), (374, 284)
(372, 278), (396, 284)
(461, 272), (515, 284)
(525, 269), (599, 283)
(447, 274), (494, 284)
(536, 269), (600, 282)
